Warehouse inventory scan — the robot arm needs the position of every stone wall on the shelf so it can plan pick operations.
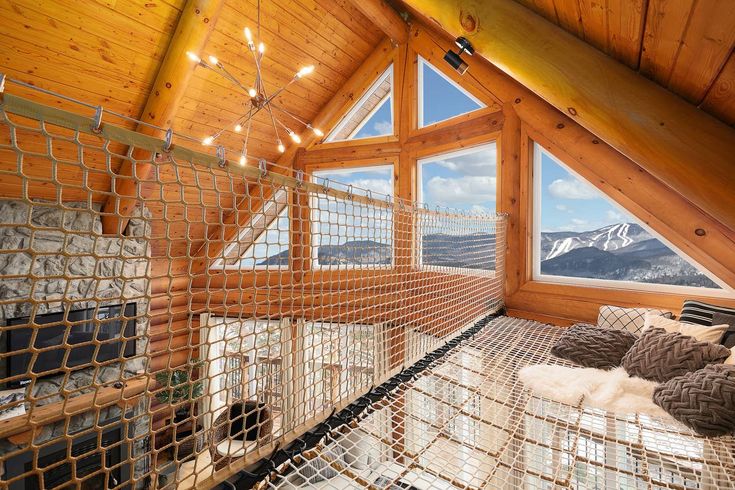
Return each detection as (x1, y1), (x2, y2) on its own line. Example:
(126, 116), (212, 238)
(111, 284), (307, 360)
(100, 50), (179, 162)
(0, 200), (152, 487)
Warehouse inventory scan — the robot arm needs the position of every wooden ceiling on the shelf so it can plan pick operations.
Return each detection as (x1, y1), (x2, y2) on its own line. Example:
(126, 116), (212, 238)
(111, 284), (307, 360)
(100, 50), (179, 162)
(513, 0), (735, 126)
(0, 0), (384, 163)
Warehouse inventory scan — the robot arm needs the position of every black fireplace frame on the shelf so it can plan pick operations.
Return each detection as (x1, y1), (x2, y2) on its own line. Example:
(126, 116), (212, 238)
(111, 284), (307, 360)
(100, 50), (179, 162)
(3, 413), (136, 490)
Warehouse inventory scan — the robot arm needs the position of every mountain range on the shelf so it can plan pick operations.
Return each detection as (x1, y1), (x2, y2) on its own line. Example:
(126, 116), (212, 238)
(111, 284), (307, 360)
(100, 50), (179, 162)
(257, 223), (717, 288)
(540, 223), (717, 288)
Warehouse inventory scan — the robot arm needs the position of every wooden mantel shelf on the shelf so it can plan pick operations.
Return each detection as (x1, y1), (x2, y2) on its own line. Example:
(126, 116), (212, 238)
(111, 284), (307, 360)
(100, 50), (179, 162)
(0, 377), (152, 445)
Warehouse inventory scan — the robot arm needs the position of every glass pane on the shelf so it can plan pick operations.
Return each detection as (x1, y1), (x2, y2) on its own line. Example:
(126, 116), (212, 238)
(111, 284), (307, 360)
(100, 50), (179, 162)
(535, 143), (720, 289)
(326, 65), (393, 142)
(311, 165), (393, 267)
(419, 57), (484, 127)
(237, 207), (290, 268)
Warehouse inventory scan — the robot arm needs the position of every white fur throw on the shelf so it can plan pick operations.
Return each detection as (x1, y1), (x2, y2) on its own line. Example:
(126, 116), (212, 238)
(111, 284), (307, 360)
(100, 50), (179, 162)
(519, 364), (672, 419)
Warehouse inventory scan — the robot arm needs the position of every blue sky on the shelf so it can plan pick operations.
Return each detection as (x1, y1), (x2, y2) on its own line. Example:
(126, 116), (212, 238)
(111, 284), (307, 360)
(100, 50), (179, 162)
(420, 59), (483, 127)
(353, 98), (392, 139)
(419, 145), (497, 214)
(539, 149), (633, 232)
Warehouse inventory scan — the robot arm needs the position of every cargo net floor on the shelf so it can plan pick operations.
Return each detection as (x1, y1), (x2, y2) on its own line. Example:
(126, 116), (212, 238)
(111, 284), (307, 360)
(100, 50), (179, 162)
(261, 316), (735, 490)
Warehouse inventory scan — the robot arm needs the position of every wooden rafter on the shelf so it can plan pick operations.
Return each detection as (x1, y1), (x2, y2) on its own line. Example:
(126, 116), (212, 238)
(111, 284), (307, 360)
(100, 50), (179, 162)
(347, 0), (409, 45)
(101, 0), (225, 235)
(401, 0), (735, 234)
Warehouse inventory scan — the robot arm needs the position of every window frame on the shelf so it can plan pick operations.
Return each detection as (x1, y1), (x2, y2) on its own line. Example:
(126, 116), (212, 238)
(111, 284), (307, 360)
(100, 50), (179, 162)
(309, 162), (396, 270)
(417, 56), (486, 129)
(325, 65), (395, 143)
(531, 142), (731, 296)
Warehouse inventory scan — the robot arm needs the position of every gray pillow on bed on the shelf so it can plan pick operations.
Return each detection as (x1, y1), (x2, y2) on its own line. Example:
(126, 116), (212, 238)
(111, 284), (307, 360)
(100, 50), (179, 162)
(622, 328), (731, 383)
(551, 324), (638, 369)
(712, 312), (735, 348)
(653, 364), (735, 437)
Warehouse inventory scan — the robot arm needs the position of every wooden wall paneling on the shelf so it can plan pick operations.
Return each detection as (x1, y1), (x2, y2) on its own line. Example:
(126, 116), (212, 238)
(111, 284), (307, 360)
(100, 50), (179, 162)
(556, 0), (587, 41)
(700, 53), (735, 127)
(605, 0), (647, 69)
(402, 0), (735, 234)
(638, 0), (695, 84)
(665, 0), (735, 104)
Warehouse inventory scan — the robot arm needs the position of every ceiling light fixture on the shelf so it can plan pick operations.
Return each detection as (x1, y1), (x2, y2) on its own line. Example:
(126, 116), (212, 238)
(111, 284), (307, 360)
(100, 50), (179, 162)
(444, 36), (474, 75)
(186, 0), (322, 163)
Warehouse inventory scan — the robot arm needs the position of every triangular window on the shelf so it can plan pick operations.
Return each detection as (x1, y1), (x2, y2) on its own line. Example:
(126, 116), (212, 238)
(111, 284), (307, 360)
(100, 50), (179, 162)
(326, 65), (393, 142)
(418, 57), (485, 128)
(533, 143), (724, 291)
(211, 190), (290, 269)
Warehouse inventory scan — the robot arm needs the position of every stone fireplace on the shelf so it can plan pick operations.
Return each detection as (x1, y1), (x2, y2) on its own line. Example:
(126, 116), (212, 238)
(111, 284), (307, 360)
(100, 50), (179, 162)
(0, 200), (152, 488)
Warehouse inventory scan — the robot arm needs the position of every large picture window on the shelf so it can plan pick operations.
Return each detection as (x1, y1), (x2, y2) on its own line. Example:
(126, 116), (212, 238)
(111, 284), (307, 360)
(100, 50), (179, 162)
(417, 144), (498, 271)
(533, 143), (723, 291)
(311, 165), (394, 268)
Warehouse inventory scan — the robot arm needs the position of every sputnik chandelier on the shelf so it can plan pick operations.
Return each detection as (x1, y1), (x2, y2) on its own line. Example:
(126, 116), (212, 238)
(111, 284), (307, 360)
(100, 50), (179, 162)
(186, 0), (322, 165)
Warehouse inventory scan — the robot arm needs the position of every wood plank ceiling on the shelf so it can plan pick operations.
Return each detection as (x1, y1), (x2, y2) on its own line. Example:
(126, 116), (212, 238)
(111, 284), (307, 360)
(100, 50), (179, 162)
(513, 0), (735, 126)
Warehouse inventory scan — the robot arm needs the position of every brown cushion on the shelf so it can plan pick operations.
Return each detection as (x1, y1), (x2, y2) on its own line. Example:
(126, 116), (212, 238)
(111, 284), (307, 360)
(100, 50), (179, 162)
(712, 312), (735, 348)
(622, 328), (731, 383)
(653, 364), (735, 437)
(551, 324), (638, 369)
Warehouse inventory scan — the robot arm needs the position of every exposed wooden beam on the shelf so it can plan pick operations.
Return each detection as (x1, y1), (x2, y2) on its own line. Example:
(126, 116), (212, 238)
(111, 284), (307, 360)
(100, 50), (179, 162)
(101, 0), (224, 235)
(347, 0), (409, 45)
(401, 0), (735, 233)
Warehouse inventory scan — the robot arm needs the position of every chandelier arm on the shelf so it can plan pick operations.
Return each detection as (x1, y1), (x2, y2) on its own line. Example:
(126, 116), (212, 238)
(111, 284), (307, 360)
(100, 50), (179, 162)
(271, 103), (309, 127)
(214, 64), (253, 95)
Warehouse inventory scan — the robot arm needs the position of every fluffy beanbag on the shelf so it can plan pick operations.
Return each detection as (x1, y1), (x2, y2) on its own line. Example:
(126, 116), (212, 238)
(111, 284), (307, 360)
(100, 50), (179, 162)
(653, 364), (735, 437)
(622, 328), (731, 383)
(551, 324), (638, 369)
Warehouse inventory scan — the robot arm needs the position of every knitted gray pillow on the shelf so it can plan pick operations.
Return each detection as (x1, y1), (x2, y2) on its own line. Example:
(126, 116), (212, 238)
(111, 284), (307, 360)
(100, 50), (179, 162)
(622, 328), (731, 383)
(653, 364), (735, 437)
(551, 324), (638, 369)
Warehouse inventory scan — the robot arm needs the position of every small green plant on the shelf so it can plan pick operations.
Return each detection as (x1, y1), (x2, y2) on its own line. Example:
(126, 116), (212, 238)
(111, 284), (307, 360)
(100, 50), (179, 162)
(155, 360), (204, 410)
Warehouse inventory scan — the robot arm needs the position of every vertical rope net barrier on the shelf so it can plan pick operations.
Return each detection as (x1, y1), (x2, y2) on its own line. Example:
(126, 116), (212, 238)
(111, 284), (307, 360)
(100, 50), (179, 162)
(0, 90), (506, 490)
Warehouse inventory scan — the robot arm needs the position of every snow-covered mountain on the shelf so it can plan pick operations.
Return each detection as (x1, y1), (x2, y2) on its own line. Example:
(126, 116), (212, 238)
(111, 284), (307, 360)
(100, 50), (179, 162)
(540, 223), (718, 288)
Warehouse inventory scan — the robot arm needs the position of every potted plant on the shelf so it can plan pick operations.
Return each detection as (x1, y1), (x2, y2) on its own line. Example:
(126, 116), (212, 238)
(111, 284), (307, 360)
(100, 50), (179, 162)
(155, 360), (204, 422)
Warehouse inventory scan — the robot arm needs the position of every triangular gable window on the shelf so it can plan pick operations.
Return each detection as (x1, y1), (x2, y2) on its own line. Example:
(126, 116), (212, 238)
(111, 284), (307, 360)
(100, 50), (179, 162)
(533, 143), (725, 291)
(418, 57), (485, 128)
(326, 65), (393, 142)
(211, 190), (290, 269)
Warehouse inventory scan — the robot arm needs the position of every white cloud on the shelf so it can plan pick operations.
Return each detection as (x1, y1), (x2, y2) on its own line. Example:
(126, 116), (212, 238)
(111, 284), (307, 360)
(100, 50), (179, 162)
(349, 178), (393, 198)
(548, 178), (598, 200)
(425, 175), (496, 207)
(605, 210), (625, 222)
(430, 147), (497, 177)
(372, 121), (392, 135)
(571, 218), (588, 226)
(470, 204), (493, 215)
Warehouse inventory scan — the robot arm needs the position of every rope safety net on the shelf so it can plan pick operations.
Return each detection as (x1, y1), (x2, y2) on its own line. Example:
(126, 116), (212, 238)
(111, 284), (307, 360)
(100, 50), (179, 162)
(0, 87), (506, 490)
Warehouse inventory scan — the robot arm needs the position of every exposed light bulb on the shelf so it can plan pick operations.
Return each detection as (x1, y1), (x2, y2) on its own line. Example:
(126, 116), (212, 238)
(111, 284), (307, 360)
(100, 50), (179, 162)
(310, 126), (324, 137)
(208, 55), (219, 65)
(258, 42), (265, 54)
(239, 154), (247, 166)
(234, 124), (242, 132)
(277, 141), (285, 153)
(244, 27), (252, 42)
(186, 51), (201, 63)
(288, 130), (301, 144)
(202, 136), (214, 146)
(295, 65), (315, 79)
(248, 88), (257, 98)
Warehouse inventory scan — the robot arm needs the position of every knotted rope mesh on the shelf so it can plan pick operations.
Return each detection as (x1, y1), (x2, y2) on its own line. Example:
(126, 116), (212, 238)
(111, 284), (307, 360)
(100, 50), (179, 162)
(0, 89), (506, 490)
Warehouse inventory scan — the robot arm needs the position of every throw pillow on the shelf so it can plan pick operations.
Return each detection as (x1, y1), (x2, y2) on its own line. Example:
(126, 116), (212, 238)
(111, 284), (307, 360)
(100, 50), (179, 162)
(621, 328), (731, 383)
(653, 364), (735, 437)
(679, 300), (735, 326)
(643, 313), (729, 344)
(725, 347), (735, 365)
(712, 312), (735, 348)
(551, 324), (638, 369)
(597, 305), (673, 334)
